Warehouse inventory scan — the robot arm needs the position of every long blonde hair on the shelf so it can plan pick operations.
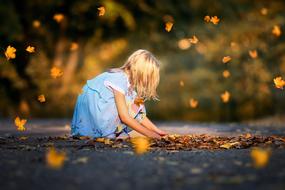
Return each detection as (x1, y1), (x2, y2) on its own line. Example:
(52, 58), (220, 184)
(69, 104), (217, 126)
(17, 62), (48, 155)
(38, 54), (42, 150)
(108, 49), (160, 101)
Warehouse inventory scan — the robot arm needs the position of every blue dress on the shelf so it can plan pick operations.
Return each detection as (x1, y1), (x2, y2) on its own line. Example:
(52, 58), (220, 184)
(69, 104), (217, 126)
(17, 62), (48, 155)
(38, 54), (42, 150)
(71, 70), (147, 138)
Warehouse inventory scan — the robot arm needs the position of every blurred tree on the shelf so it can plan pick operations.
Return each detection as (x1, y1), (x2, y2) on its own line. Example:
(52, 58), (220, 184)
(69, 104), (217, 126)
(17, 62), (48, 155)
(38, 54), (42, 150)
(0, 0), (284, 121)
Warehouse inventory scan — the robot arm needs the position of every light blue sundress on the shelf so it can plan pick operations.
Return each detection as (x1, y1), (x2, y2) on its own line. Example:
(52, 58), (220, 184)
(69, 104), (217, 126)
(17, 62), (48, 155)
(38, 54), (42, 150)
(71, 70), (147, 138)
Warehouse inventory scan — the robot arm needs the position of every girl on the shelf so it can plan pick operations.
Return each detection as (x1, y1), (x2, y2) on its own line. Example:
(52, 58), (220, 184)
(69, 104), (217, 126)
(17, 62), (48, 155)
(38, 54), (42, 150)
(71, 49), (167, 139)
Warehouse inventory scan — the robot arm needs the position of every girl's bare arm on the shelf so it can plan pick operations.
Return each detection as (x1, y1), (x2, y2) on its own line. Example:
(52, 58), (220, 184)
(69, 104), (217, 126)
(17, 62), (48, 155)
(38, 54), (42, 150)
(140, 116), (168, 136)
(113, 89), (161, 139)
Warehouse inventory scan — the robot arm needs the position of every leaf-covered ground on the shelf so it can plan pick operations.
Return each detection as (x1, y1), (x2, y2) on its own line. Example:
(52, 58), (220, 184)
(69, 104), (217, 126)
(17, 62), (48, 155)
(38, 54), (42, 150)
(0, 119), (285, 190)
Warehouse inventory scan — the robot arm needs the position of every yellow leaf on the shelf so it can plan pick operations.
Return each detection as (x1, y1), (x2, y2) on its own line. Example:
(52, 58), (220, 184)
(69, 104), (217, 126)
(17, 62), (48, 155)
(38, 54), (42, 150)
(260, 8), (268, 16)
(50, 66), (63, 79)
(53, 13), (64, 23)
(134, 97), (145, 106)
(98, 6), (106, 16)
(273, 76), (285, 89)
(73, 157), (89, 164)
(210, 16), (220, 25)
(5, 45), (16, 60)
(222, 56), (231, 63)
(79, 136), (90, 140)
(245, 133), (252, 139)
(179, 80), (184, 87)
(222, 70), (230, 78)
(189, 35), (199, 44)
(131, 137), (150, 155)
(221, 90), (230, 103)
(220, 142), (239, 149)
(26, 46), (35, 53)
(249, 50), (258, 59)
(70, 42), (79, 51)
(104, 138), (111, 145)
(94, 137), (112, 145)
(38, 94), (46, 103)
(116, 124), (123, 133)
(272, 25), (281, 37)
(165, 22), (173, 32)
(189, 98), (198, 108)
(95, 137), (105, 142)
(204, 15), (211, 22)
(178, 38), (191, 50)
(33, 20), (41, 28)
(250, 147), (270, 168)
(19, 136), (29, 140)
(46, 147), (66, 169)
(14, 117), (27, 131)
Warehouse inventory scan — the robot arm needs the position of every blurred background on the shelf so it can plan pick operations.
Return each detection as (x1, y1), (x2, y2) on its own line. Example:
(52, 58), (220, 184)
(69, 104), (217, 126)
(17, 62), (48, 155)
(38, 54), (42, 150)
(0, 0), (284, 122)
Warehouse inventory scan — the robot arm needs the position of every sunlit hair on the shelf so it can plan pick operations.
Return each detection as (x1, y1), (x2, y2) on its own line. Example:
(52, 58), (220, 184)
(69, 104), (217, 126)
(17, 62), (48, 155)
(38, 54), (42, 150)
(107, 49), (160, 101)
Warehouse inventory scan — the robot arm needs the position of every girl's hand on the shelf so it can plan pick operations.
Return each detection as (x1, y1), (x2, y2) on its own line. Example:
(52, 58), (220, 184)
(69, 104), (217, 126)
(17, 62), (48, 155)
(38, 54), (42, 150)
(155, 128), (168, 136)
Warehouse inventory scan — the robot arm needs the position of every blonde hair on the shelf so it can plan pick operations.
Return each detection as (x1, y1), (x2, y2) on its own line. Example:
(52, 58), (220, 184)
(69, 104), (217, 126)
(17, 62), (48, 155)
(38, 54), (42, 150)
(108, 49), (160, 101)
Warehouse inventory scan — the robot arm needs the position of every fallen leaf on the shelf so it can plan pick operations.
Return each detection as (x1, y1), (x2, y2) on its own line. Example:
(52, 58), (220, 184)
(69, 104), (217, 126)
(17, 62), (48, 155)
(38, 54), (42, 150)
(33, 20), (41, 28)
(131, 137), (150, 155)
(222, 70), (230, 78)
(70, 42), (78, 51)
(189, 98), (198, 108)
(220, 142), (239, 149)
(249, 50), (258, 59)
(19, 136), (29, 140)
(38, 94), (46, 103)
(134, 97), (145, 106)
(204, 15), (211, 22)
(245, 133), (252, 139)
(260, 8), (268, 15)
(222, 56), (232, 63)
(189, 35), (199, 44)
(273, 76), (285, 89)
(53, 13), (64, 23)
(98, 6), (106, 16)
(165, 22), (173, 32)
(210, 16), (220, 25)
(272, 25), (281, 37)
(79, 136), (91, 140)
(5, 45), (16, 60)
(26, 46), (35, 53)
(46, 147), (66, 169)
(14, 117), (27, 131)
(221, 91), (230, 103)
(250, 147), (270, 168)
(72, 157), (88, 164)
(178, 38), (191, 50)
(50, 66), (63, 79)
(95, 137), (112, 145)
(191, 167), (202, 174)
